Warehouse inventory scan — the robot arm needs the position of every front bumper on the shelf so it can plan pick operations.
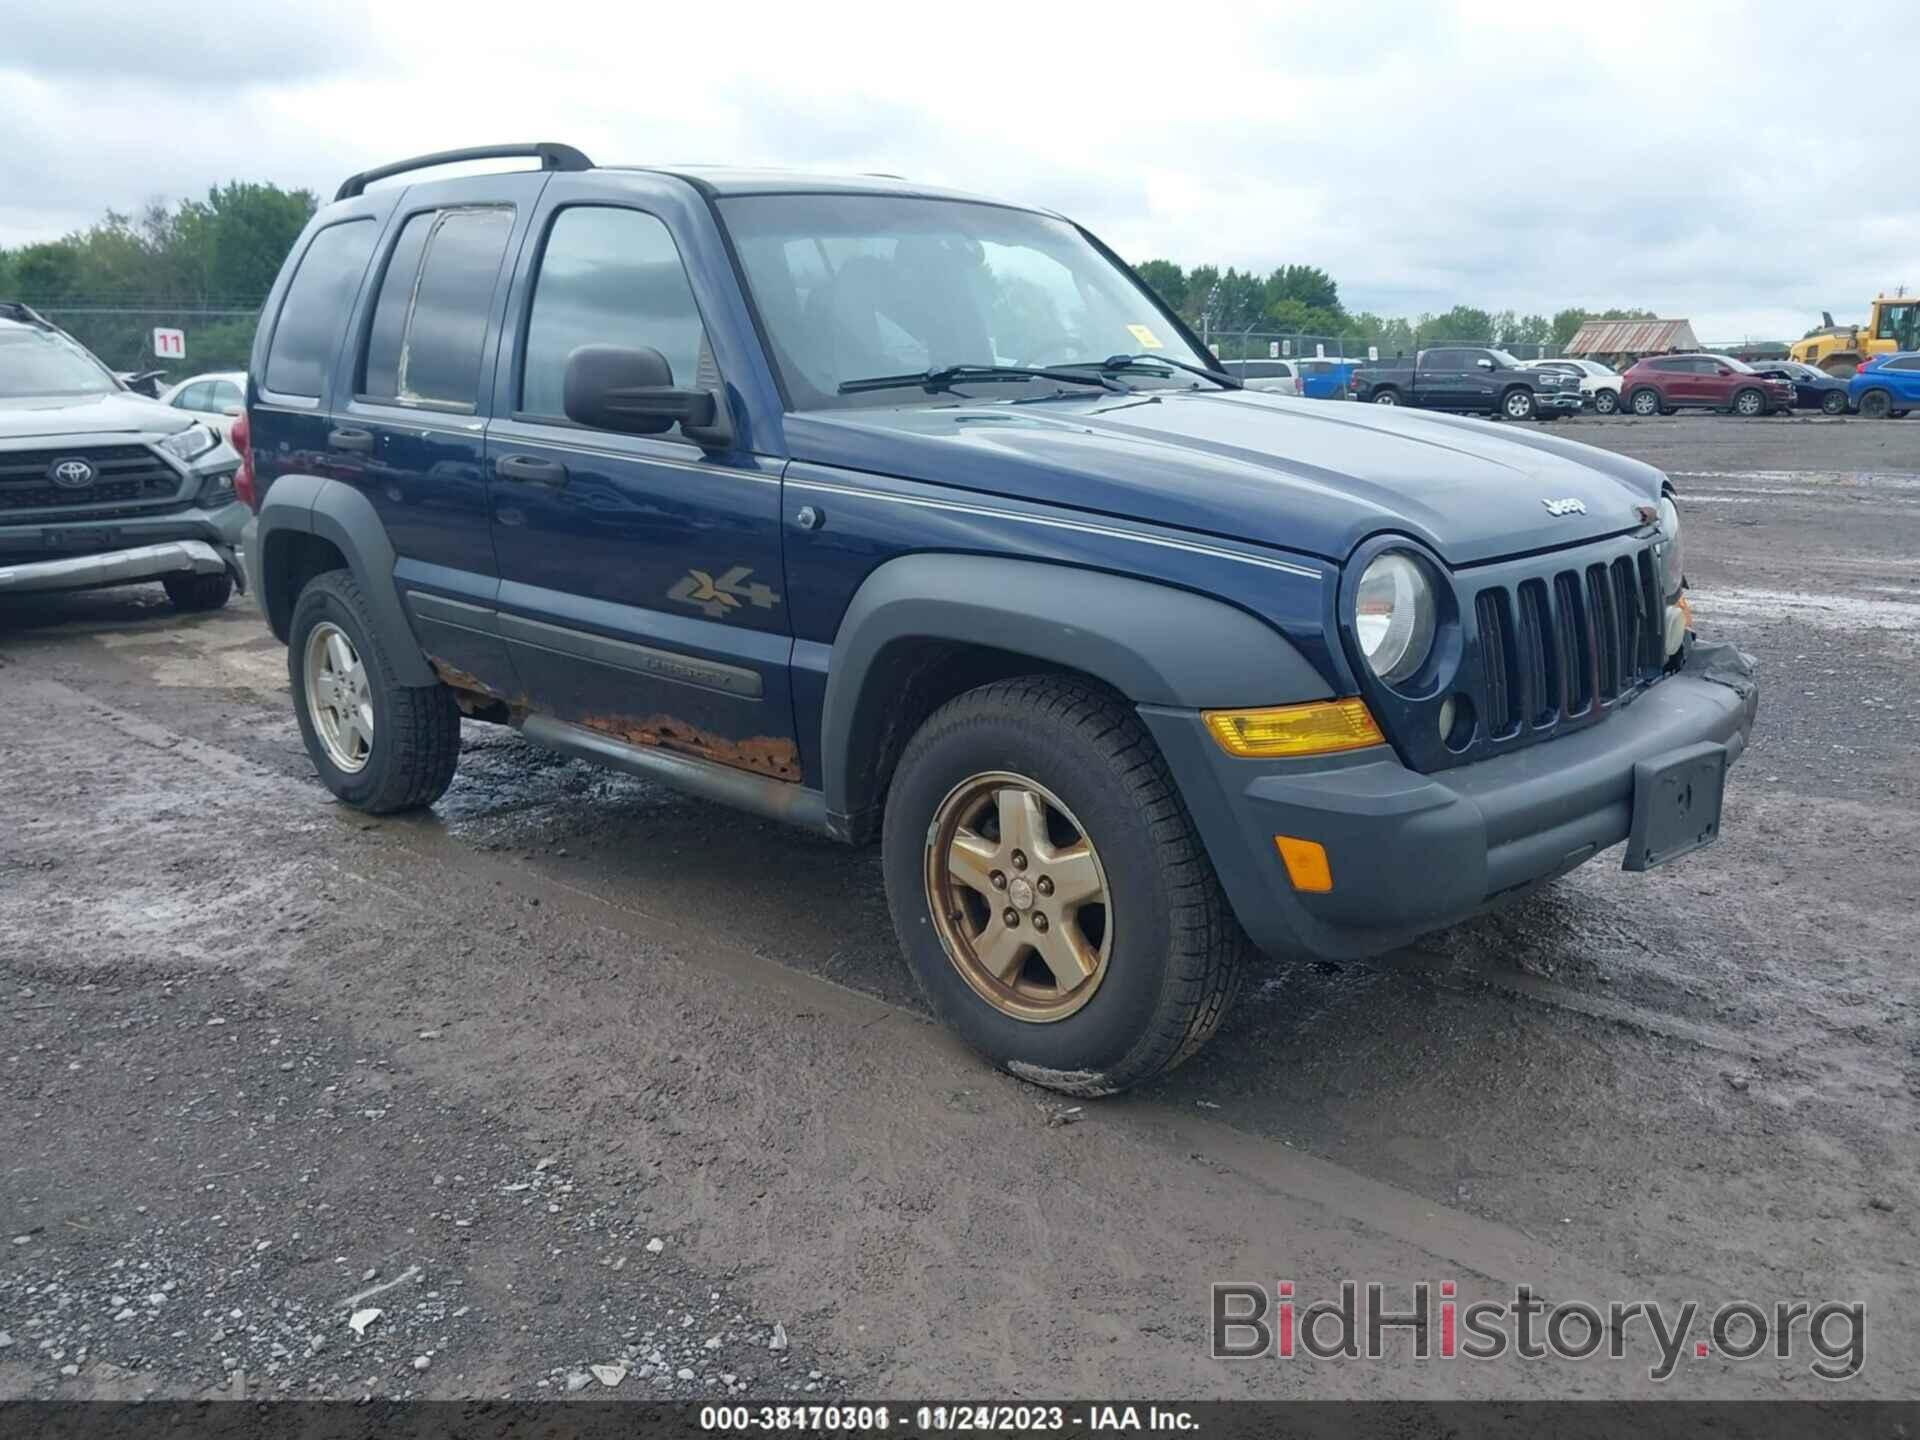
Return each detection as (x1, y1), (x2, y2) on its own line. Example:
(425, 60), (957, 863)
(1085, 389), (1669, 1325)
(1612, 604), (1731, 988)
(1535, 391), (1584, 415)
(1141, 644), (1759, 961)
(0, 501), (248, 595)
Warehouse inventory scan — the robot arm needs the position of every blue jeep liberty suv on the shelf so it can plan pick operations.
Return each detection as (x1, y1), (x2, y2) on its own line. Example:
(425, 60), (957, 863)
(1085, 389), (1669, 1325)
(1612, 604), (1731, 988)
(243, 144), (1758, 1095)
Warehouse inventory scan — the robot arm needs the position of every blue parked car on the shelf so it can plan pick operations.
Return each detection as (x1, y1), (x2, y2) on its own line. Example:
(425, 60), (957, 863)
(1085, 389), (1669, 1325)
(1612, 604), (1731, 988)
(1296, 357), (1359, 400)
(242, 143), (1757, 1094)
(1848, 353), (1920, 418)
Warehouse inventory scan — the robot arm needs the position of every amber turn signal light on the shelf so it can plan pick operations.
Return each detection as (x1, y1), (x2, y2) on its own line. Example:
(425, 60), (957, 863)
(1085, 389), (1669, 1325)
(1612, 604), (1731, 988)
(1203, 699), (1385, 758)
(1274, 836), (1333, 892)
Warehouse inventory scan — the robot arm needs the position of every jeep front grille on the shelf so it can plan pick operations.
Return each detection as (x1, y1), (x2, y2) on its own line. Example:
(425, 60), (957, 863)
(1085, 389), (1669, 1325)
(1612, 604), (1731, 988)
(1474, 546), (1663, 740)
(0, 444), (182, 514)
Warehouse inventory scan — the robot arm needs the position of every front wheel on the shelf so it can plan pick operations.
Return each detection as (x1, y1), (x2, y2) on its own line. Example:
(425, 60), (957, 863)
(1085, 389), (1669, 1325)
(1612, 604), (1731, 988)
(1502, 388), (1537, 421)
(289, 569), (461, 813)
(1630, 387), (1662, 416)
(1733, 388), (1766, 417)
(1821, 391), (1848, 416)
(882, 677), (1248, 1096)
(1592, 389), (1620, 415)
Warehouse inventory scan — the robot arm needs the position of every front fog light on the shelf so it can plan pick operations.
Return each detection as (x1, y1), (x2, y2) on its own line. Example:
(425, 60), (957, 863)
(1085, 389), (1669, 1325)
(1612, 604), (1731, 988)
(197, 470), (236, 505)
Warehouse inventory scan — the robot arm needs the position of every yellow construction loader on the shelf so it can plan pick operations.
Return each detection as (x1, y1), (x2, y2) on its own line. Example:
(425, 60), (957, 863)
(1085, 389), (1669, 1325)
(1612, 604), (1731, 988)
(1790, 294), (1919, 376)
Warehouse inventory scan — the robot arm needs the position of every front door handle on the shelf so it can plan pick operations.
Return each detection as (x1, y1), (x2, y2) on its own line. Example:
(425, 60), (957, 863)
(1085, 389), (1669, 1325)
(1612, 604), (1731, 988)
(328, 427), (374, 454)
(494, 454), (568, 487)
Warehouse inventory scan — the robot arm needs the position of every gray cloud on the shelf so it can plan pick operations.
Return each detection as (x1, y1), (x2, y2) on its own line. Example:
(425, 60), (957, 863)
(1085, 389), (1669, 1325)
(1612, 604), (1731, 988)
(2, 1), (1915, 340)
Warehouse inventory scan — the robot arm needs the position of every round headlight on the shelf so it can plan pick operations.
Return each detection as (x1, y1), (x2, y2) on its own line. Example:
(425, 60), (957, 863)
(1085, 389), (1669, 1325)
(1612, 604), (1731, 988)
(1355, 553), (1437, 685)
(1658, 493), (1683, 597)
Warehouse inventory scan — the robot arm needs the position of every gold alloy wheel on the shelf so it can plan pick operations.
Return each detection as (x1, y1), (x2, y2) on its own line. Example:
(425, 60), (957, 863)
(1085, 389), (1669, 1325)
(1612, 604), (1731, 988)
(924, 771), (1113, 1022)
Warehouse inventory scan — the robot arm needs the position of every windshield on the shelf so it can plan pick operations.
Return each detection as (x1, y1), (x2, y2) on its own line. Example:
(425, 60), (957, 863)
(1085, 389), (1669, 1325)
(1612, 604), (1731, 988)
(718, 194), (1211, 409)
(0, 325), (120, 398)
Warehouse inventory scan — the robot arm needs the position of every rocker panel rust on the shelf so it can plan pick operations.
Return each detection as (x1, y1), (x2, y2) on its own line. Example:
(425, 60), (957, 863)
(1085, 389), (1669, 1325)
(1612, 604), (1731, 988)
(576, 711), (801, 783)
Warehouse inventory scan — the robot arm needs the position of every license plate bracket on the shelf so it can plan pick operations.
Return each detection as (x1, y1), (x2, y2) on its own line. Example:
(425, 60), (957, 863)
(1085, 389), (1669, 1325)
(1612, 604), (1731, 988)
(1623, 741), (1728, 871)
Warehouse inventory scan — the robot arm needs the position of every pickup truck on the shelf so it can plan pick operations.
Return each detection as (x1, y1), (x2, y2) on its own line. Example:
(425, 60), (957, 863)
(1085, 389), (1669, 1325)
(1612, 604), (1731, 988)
(1348, 347), (1584, 421)
(242, 143), (1756, 1096)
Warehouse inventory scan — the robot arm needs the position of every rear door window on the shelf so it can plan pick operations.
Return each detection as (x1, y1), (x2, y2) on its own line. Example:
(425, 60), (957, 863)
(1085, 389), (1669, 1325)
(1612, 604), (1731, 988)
(360, 207), (515, 411)
(264, 219), (377, 397)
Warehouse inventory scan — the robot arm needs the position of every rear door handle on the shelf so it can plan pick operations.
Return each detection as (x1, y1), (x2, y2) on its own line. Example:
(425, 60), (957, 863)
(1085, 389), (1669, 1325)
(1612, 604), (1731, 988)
(328, 427), (374, 454)
(494, 454), (568, 487)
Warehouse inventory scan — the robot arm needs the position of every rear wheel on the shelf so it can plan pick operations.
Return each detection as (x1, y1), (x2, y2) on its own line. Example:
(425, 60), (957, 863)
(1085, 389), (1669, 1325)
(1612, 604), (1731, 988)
(883, 677), (1248, 1096)
(1821, 390), (1848, 416)
(289, 569), (460, 813)
(1372, 388), (1401, 406)
(1732, 387), (1766, 417)
(1592, 388), (1620, 415)
(1859, 389), (1893, 419)
(1502, 388), (1536, 421)
(1630, 387), (1661, 416)
(162, 571), (233, 612)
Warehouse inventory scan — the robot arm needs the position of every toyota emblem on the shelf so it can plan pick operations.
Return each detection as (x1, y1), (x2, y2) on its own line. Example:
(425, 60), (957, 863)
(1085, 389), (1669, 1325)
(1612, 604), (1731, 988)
(49, 458), (95, 489)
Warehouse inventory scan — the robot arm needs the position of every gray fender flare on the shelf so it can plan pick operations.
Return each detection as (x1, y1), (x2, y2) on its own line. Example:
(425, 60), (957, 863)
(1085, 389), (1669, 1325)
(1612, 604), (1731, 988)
(819, 553), (1330, 830)
(255, 475), (435, 687)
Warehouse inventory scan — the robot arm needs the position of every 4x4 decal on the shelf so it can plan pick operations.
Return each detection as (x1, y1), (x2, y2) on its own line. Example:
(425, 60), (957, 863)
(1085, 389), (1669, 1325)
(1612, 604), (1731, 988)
(667, 565), (782, 619)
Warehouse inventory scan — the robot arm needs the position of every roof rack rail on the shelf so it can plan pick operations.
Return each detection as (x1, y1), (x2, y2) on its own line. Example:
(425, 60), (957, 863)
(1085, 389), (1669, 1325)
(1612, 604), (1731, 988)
(334, 143), (594, 202)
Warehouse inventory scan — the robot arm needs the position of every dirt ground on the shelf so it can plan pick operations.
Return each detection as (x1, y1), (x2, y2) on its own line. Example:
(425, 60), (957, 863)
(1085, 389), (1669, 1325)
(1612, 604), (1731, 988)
(1, 414), (1915, 1401)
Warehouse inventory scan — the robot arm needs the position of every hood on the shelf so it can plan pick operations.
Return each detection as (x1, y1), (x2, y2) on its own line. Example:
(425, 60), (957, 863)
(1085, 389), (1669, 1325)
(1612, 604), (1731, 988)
(0, 391), (196, 441)
(784, 390), (1666, 566)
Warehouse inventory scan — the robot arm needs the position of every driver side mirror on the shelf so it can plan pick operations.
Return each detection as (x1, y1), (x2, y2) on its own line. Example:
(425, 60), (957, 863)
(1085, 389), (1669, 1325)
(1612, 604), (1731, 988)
(1475, 357), (1494, 370)
(1716, 367), (1733, 377)
(562, 344), (731, 449)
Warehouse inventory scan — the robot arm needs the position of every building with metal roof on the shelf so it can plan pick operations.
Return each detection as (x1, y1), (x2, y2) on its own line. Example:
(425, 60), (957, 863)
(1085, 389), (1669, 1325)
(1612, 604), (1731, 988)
(1564, 318), (1700, 366)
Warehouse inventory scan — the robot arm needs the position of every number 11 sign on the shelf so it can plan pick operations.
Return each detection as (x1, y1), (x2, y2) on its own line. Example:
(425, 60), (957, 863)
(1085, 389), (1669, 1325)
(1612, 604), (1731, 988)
(152, 327), (185, 360)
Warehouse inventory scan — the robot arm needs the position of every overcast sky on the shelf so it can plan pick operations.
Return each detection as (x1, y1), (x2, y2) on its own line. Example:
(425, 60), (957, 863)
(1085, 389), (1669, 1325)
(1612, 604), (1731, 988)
(4, 1), (1916, 341)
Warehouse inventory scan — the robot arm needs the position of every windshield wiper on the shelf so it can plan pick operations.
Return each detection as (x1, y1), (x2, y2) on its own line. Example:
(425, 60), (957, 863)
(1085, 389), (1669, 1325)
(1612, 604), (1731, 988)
(1058, 353), (1242, 390)
(837, 364), (1127, 396)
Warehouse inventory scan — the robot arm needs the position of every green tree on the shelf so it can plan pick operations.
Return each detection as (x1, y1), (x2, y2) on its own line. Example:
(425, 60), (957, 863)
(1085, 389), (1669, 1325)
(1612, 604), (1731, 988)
(1262, 264), (1342, 320)
(1263, 297), (1344, 337)
(1134, 259), (1188, 315)
(1418, 305), (1495, 342)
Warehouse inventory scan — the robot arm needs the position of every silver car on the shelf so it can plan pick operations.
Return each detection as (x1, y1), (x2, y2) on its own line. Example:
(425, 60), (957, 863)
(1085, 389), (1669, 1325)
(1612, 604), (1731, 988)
(157, 370), (248, 436)
(1222, 359), (1301, 396)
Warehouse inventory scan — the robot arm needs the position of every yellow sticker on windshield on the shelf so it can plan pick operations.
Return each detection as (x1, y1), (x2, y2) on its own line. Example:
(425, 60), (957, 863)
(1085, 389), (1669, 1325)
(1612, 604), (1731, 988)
(1126, 324), (1165, 350)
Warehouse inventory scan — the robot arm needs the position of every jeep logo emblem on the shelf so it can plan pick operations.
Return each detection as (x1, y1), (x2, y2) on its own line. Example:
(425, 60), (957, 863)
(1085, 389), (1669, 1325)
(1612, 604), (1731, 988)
(49, 458), (95, 489)
(1541, 496), (1586, 516)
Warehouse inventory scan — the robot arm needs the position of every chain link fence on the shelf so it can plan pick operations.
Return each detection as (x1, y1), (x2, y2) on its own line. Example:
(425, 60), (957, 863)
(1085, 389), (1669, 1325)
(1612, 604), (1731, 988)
(32, 301), (263, 378)
(28, 304), (1565, 384)
(1199, 324), (1562, 365)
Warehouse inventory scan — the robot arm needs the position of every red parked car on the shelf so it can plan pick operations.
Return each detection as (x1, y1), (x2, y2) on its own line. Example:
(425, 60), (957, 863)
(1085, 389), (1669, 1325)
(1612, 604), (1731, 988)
(1619, 353), (1795, 418)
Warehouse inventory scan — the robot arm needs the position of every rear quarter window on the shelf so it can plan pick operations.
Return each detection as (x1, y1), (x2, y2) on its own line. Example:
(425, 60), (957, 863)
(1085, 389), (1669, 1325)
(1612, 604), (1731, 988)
(361, 207), (515, 411)
(264, 219), (377, 398)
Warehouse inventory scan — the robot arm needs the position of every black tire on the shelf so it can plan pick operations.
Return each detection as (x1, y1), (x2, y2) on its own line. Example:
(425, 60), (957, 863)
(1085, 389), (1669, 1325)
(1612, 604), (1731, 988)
(162, 571), (233, 612)
(1630, 387), (1662, 417)
(1732, 387), (1766, 418)
(1859, 389), (1892, 419)
(1501, 387), (1536, 422)
(1894, 411), (1911, 419)
(1371, 388), (1401, 406)
(882, 676), (1249, 1096)
(288, 568), (460, 813)
(1593, 389), (1620, 415)
(1821, 391), (1847, 416)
